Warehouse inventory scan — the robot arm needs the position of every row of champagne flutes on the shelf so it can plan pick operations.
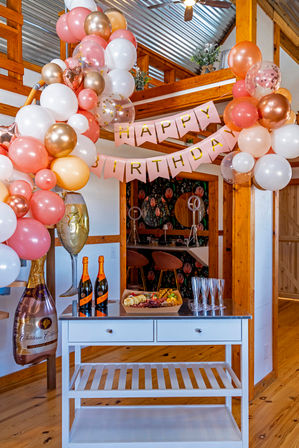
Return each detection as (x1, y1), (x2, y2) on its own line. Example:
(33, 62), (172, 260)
(191, 277), (225, 312)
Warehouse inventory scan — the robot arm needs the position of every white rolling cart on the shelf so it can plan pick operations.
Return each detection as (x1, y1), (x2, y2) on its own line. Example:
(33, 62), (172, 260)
(60, 302), (250, 448)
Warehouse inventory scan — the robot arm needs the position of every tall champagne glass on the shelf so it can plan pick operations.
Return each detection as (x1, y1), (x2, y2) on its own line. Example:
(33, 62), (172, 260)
(56, 192), (89, 297)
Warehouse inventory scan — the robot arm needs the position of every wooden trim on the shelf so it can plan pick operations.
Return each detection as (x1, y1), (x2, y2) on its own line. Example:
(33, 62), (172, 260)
(137, 229), (209, 237)
(272, 191), (279, 377)
(208, 179), (219, 277)
(55, 235), (121, 247)
(280, 32), (299, 65)
(0, 103), (19, 117)
(0, 53), (23, 74)
(0, 74), (31, 96)
(278, 293), (299, 300)
(273, 23), (280, 67)
(46, 228), (56, 390)
(0, 4), (23, 24)
(222, 182), (233, 298)
(289, 178), (299, 185)
(23, 60), (42, 73)
(253, 369), (276, 398)
(119, 182), (127, 295)
(178, 171), (218, 182)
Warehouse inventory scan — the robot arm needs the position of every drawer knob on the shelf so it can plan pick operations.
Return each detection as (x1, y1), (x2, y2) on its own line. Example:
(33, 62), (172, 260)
(106, 329), (113, 334)
(195, 328), (202, 333)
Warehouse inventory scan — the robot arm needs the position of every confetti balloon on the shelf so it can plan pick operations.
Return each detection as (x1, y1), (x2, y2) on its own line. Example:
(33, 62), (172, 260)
(96, 96), (135, 131)
(245, 61), (281, 99)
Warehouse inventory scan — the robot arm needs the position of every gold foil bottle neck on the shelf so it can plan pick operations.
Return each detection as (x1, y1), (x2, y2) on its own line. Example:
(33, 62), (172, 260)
(27, 256), (46, 289)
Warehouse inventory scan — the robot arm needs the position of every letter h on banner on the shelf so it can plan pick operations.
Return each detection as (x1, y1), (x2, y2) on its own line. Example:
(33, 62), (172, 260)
(114, 123), (135, 146)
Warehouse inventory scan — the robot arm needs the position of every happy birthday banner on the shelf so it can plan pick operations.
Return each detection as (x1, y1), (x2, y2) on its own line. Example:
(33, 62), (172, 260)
(91, 124), (239, 183)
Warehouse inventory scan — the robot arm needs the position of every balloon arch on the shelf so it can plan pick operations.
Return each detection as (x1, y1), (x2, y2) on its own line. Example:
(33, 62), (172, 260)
(0, 0), (298, 288)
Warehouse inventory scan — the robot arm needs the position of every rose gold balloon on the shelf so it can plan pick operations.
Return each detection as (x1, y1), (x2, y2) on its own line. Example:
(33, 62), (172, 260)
(228, 41), (262, 79)
(275, 87), (292, 103)
(63, 66), (83, 92)
(83, 70), (105, 95)
(41, 63), (63, 85)
(258, 93), (291, 129)
(6, 195), (29, 218)
(285, 110), (296, 125)
(105, 9), (127, 33)
(45, 123), (77, 158)
(84, 11), (112, 40)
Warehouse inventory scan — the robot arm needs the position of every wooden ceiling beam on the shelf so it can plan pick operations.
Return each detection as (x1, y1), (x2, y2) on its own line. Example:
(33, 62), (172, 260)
(280, 31), (299, 65)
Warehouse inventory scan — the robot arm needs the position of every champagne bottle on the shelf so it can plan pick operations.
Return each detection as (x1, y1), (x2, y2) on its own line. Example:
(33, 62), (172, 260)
(95, 256), (108, 310)
(13, 256), (58, 365)
(78, 257), (92, 311)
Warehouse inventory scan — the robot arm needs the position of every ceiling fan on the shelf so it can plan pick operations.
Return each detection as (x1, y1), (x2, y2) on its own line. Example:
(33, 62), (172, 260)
(147, 0), (231, 22)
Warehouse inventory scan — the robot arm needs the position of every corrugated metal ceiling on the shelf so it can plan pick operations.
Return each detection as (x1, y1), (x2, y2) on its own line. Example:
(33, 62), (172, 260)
(1, 0), (235, 73)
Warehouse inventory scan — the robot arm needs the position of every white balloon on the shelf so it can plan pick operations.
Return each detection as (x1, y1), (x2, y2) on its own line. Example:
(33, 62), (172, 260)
(107, 69), (135, 98)
(69, 0), (97, 11)
(50, 58), (67, 71)
(8, 169), (34, 188)
(272, 124), (299, 159)
(40, 83), (78, 122)
(105, 38), (137, 71)
(0, 244), (20, 287)
(0, 155), (13, 181)
(67, 114), (89, 134)
(232, 152), (255, 174)
(254, 154), (292, 191)
(16, 105), (55, 141)
(71, 134), (97, 166)
(0, 202), (17, 242)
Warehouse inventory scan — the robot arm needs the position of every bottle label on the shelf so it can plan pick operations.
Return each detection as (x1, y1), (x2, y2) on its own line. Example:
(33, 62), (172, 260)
(96, 292), (108, 305)
(15, 313), (58, 356)
(80, 293), (92, 307)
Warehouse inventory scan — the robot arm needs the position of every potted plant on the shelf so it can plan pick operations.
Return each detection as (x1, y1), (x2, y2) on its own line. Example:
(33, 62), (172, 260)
(191, 43), (221, 75)
(132, 67), (151, 91)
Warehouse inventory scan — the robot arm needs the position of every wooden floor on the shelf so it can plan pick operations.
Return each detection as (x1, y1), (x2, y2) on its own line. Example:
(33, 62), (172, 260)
(0, 301), (298, 448)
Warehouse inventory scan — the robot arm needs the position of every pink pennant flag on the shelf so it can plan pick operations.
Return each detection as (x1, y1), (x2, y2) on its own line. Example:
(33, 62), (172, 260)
(221, 125), (240, 150)
(146, 156), (169, 182)
(199, 130), (228, 162)
(104, 156), (126, 182)
(135, 121), (157, 146)
(167, 151), (192, 177)
(155, 117), (179, 143)
(90, 154), (105, 178)
(114, 123), (135, 146)
(185, 142), (211, 171)
(194, 101), (221, 130)
(126, 159), (147, 183)
(175, 110), (199, 137)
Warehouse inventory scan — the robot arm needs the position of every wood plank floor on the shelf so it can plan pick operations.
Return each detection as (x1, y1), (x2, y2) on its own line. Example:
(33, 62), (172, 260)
(0, 301), (298, 448)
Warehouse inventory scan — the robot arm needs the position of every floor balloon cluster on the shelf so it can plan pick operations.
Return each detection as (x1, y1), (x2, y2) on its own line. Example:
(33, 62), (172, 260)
(0, 1), (137, 288)
(221, 40), (299, 190)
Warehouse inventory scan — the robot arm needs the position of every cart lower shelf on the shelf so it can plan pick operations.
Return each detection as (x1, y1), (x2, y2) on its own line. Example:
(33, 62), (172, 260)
(69, 405), (242, 448)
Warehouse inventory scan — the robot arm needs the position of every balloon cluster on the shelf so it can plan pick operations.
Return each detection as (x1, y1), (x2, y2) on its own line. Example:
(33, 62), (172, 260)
(221, 40), (299, 191)
(0, 0), (137, 288)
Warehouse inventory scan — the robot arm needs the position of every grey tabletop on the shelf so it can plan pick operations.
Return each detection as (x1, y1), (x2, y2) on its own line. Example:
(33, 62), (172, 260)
(59, 300), (251, 320)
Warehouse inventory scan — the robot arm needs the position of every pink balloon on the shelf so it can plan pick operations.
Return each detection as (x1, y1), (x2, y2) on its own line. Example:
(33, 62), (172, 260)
(67, 7), (90, 41)
(56, 13), (78, 44)
(74, 40), (105, 72)
(79, 109), (100, 142)
(81, 34), (107, 49)
(30, 190), (65, 226)
(9, 137), (49, 174)
(7, 218), (51, 260)
(9, 180), (33, 201)
(109, 29), (137, 48)
(65, 57), (80, 69)
(230, 100), (258, 129)
(78, 88), (98, 110)
(35, 169), (57, 190)
(232, 80), (251, 99)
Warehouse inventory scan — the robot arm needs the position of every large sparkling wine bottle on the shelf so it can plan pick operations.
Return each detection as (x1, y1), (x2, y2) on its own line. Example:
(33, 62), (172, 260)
(13, 256), (58, 365)
(95, 256), (108, 311)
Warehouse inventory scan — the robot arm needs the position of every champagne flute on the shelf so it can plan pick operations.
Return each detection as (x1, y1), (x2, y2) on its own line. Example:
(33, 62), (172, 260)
(200, 277), (209, 311)
(208, 278), (218, 310)
(216, 279), (225, 308)
(56, 192), (89, 297)
(191, 277), (200, 313)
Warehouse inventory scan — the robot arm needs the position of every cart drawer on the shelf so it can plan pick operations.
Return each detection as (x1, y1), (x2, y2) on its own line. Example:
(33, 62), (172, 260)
(156, 319), (241, 342)
(69, 320), (154, 343)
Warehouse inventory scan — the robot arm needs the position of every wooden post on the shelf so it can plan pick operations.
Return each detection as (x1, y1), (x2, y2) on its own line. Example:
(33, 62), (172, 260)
(208, 179), (219, 278)
(273, 23), (280, 66)
(46, 228), (56, 390)
(6, 0), (23, 84)
(222, 182), (233, 299)
(164, 69), (176, 84)
(119, 182), (127, 295)
(233, 0), (257, 400)
(137, 54), (150, 89)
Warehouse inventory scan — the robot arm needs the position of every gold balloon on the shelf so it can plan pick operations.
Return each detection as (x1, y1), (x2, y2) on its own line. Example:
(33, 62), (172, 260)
(275, 87), (292, 104)
(51, 156), (90, 191)
(0, 181), (9, 202)
(41, 63), (63, 85)
(45, 123), (77, 158)
(285, 110), (296, 125)
(84, 71), (105, 95)
(84, 11), (112, 40)
(105, 9), (127, 33)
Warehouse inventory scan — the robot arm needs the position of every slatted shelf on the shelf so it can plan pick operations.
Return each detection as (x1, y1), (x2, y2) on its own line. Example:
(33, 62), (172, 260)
(69, 362), (241, 398)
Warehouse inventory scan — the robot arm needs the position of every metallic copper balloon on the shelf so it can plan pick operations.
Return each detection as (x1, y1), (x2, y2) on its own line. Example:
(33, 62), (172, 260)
(63, 66), (84, 92)
(258, 93), (291, 129)
(83, 70), (105, 95)
(84, 11), (112, 40)
(41, 63), (63, 85)
(6, 194), (29, 218)
(0, 123), (17, 148)
(45, 123), (77, 158)
(105, 9), (127, 33)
